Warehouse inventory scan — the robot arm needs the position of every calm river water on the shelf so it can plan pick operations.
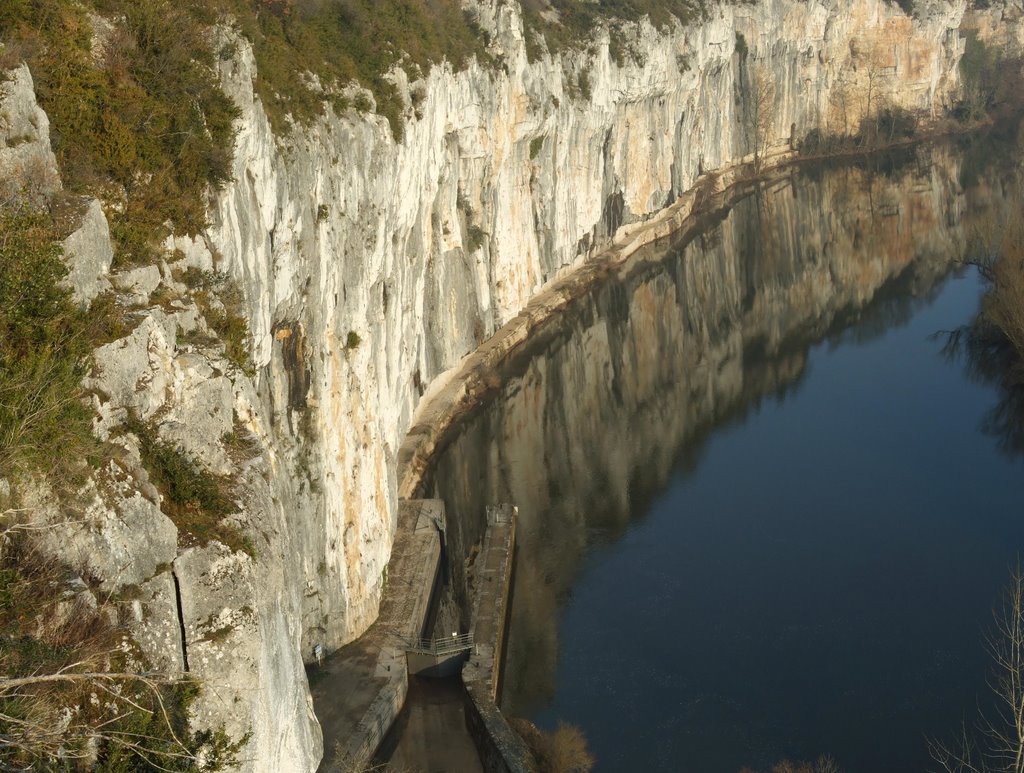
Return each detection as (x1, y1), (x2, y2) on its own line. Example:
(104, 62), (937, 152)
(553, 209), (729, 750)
(429, 130), (1024, 772)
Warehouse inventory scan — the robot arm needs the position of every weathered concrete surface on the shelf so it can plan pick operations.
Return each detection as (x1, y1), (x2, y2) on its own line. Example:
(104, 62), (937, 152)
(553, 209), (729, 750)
(462, 505), (534, 773)
(463, 683), (536, 773)
(378, 677), (484, 773)
(465, 505), (517, 699)
(312, 500), (442, 771)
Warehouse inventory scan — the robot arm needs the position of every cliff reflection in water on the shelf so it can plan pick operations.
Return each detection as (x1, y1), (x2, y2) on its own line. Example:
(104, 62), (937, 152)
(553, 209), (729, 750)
(427, 141), (1020, 718)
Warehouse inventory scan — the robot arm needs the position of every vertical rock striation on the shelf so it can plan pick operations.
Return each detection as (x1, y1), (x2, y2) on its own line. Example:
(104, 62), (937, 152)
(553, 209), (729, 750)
(206, 0), (979, 654)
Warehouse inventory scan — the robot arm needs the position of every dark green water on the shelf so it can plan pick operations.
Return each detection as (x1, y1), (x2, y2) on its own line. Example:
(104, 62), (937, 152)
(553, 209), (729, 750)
(430, 136), (1024, 772)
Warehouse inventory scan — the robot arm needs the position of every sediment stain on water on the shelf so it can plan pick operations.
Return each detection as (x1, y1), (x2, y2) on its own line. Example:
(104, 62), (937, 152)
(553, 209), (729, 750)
(428, 132), (1024, 772)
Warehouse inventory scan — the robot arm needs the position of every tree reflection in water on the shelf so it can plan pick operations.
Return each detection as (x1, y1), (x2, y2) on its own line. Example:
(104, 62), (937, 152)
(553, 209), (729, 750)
(943, 264), (1024, 458)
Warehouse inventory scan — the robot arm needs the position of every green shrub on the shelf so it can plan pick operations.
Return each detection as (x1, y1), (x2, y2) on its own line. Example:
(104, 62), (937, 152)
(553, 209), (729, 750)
(0, 0), (240, 266)
(180, 265), (209, 290)
(520, 0), (715, 61)
(735, 31), (748, 59)
(86, 290), (137, 345)
(0, 530), (247, 770)
(529, 136), (545, 160)
(466, 224), (487, 252)
(222, 416), (262, 462)
(206, 0), (493, 139)
(201, 295), (253, 374)
(577, 71), (592, 101)
(125, 414), (254, 556)
(0, 204), (101, 483)
(187, 271), (254, 374)
(93, 679), (247, 772)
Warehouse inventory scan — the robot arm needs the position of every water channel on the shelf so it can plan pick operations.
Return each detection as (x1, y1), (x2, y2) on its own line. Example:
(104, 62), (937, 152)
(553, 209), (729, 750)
(427, 127), (1024, 772)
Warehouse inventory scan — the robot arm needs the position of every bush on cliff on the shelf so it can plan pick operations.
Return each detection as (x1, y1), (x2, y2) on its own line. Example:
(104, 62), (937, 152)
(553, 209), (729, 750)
(0, 0), (239, 265)
(124, 413), (255, 556)
(521, 0), (709, 60)
(509, 717), (596, 773)
(0, 201), (100, 483)
(234, 0), (491, 138)
(0, 198), (251, 766)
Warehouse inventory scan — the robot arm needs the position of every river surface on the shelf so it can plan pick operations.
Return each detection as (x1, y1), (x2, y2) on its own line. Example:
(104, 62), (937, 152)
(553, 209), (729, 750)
(429, 131), (1024, 772)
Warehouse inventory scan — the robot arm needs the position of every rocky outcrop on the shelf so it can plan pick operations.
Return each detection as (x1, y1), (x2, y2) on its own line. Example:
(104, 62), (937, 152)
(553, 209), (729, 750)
(0, 63), (322, 770)
(0, 65), (59, 200)
(61, 199), (113, 304)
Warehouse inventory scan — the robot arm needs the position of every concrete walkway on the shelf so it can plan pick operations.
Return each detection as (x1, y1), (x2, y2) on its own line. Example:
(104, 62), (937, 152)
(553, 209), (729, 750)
(462, 506), (536, 773)
(312, 500), (443, 772)
(464, 505), (516, 698)
(311, 501), (533, 772)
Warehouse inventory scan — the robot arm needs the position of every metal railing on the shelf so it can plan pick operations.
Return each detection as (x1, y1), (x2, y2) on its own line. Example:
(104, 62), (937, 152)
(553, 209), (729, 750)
(405, 633), (474, 657)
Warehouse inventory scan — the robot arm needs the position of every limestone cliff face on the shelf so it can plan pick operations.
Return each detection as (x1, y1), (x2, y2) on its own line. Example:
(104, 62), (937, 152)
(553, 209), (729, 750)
(4, 1), (1022, 770)
(0, 65), (321, 772)
(207, 0), (979, 654)
(191, 0), (1019, 766)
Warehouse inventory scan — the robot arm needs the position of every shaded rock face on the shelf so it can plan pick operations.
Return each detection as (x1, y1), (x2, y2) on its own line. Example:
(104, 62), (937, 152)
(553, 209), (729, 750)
(0, 66), (322, 773)
(2, 2), (1023, 771)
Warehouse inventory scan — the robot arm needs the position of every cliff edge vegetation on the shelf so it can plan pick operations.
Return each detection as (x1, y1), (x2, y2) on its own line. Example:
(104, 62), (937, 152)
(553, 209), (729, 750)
(1, 1), (1022, 770)
(0, 0), (994, 262)
(0, 202), (98, 483)
(0, 0), (238, 265)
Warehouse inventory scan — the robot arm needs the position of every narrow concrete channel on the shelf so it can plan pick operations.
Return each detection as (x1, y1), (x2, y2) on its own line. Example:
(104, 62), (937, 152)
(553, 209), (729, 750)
(375, 676), (485, 772)
(311, 500), (442, 771)
(312, 501), (529, 771)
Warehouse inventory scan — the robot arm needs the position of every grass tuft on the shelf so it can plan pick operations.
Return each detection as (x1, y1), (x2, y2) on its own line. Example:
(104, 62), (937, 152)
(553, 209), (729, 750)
(1, 0), (240, 266)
